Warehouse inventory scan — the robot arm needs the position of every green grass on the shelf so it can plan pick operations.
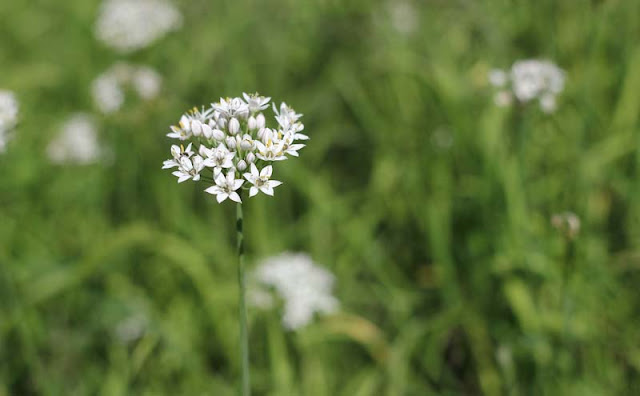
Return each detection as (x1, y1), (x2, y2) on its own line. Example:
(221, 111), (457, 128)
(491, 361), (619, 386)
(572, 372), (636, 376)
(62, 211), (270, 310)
(2, 0), (640, 394)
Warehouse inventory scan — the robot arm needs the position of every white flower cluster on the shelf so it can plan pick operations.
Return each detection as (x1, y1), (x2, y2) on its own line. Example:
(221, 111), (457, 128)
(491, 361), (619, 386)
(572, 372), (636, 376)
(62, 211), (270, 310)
(0, 90), (19, 152)
(92, 63), (162, 114)
(47, 113), (104, 165)
(251, 252), (339, 330)
(489, 59), (565, 113)
(95, 0), (182, 53)
(162, 93), (308, 203)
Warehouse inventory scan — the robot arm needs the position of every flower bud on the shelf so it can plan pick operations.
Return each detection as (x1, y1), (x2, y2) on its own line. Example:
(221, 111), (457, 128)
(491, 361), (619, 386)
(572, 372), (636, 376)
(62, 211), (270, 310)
(261, 128), (274, 144)
(212, 129), (225, 141)
(240, 137), (254, 151)
(202, 124), (213, 139)
(217, 117), (227, 129)
(256, 113), (265, 129)
(257, 127), (265, 140)
(245, 152), (256, 163)
(171, 145), (180, 158)
(228, 117), (240, 135)
(236, 160), (247, 171)
(248, 116), (257, 130)
(226, 136), (236, 149)
(191, 120), (203, 136)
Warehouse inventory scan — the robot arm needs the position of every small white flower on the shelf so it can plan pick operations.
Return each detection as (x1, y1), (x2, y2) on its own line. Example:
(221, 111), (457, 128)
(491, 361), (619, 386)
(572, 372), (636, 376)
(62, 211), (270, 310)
(92, 63), (163, 113)
(488, 69), (508, 87)
(511, 59), (565, 103)
(162, 142), (193, 169)
(489, 59), (565, 113)
(255, 140), (287, 161)
(212, 97), (249, 119)
(389, 1), (418, 36)
(251, 252), (338, 330)
(48, 114), (103, 164)
(172, 154), (205, 183)
(131, 66), (162, 99)
(243, 92), (271, 113)
(0, 90), (19, 152)
(91, 72), (124, 114)
(95, 0), (182, 53)
(199, 143), (235, 175)
(167, 108), (212, 140)
(244, 163), (282, 197)
(279, 132), (306, 157)
(204, 171), (244, 203)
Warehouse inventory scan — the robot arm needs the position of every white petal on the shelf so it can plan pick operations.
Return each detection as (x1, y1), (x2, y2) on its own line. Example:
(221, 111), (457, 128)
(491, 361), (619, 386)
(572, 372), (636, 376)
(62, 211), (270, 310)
(204, 186), (220, 194)
(233, 179), (244, 190)
(268, 180), (282, 188)
(250, 162), (259, 177)
(216, 193), (228, 203)
(243, 173), (255, 183)
(229, 192), (242, 203)
(249, 187), (258, 197)
(260, 185), (274, 196)
(261, 165), (273, 178)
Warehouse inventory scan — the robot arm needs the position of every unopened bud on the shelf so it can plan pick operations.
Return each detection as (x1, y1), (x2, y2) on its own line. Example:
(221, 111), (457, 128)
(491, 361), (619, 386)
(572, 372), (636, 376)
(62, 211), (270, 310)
(226, 136), (236, 149)
(202, 124), (213, 139)
(240, 138), (253, 151)
(248, 116), (257, 130)
(191, 120), (202, 136)
(256, 113), (265, 129)
(246, 152), (256, 163)
(228, 117), (240, 135)
(212, 129), (225, 141)
(236, 160), (247, 171)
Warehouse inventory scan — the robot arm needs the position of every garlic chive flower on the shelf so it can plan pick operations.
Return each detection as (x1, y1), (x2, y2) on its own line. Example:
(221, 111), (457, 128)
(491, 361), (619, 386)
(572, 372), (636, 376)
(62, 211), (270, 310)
(48, 113), (104, 164)
(92, 63), (162, 114)
(488, 59), (565, 113)
(244, 163), (282, 197)
(205, 171), (244, 203)
(250, 252), (339, 330)
(95, 0), (182, 53)
(163, 93), (307, 203)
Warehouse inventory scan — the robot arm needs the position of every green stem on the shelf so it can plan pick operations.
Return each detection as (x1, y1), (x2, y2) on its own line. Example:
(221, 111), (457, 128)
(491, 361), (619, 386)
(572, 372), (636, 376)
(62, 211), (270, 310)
(236, 201), (250, 396)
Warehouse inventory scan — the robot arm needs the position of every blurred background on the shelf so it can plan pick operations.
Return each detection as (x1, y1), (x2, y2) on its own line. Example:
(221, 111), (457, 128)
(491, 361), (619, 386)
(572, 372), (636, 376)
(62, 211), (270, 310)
(2, 0), (640, 395)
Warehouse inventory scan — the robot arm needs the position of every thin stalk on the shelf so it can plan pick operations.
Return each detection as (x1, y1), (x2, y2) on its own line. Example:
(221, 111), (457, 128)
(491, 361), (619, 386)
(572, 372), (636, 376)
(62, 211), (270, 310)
(236, 201), (250, 396)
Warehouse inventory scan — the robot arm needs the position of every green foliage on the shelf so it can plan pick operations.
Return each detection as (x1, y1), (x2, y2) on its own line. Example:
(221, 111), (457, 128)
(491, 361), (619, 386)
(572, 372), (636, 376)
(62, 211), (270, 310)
(2, 0), (640, 394)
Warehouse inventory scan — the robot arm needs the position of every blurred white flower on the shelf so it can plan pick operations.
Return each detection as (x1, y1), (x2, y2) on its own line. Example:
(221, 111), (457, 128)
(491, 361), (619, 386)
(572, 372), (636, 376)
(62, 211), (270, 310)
(95, 0), (182, 53)
(488, 69), (508, 87)
(251, 252), (339, 330)
(389, 1), (418, 36)
(91, 72), (124, 114)
(551, 211), (581, 240)
(92, 63), (162, 114)
(47, 113), (103, 164)
(115, 313), (148, 343)
(163, 93), (307, 202)
(0, 90), (18, 152)
(488, 59), (565, 113)
(131, 66), (162, 99)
